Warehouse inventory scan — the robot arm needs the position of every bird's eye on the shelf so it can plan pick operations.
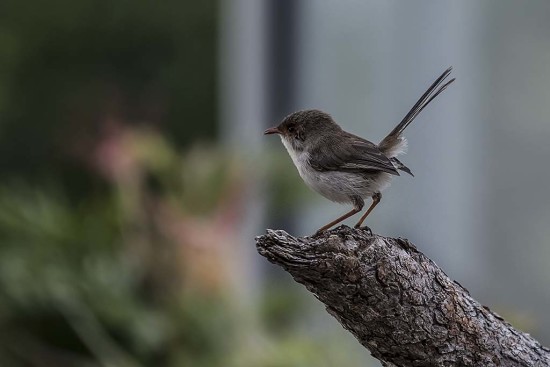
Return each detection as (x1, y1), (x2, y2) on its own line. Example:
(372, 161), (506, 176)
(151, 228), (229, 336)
(287, 126), (295, 133)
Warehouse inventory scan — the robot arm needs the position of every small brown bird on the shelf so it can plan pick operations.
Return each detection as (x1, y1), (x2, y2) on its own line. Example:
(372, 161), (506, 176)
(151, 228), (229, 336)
(265, 67), (455, 234)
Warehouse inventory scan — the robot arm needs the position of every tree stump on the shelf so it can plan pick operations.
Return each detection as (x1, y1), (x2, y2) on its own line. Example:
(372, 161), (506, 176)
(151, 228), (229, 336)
(256, 226), (550, 367)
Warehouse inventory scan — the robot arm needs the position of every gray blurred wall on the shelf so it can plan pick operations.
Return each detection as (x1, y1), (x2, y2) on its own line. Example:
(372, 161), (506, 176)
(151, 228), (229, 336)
(220, 0), (550, 345)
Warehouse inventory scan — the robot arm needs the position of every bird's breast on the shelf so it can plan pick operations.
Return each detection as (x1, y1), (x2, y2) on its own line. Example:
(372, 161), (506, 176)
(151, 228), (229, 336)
(281, 137), (311, 180)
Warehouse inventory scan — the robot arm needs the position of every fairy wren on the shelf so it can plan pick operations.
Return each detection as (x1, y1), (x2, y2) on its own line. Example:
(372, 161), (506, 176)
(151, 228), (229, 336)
(265, 67), (455, 234)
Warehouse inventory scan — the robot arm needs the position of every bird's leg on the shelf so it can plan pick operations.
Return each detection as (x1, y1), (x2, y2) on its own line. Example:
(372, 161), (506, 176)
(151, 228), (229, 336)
(315, 208), (361, 235)
(354, 192), (381, 229)
(315, 197), (364, 235)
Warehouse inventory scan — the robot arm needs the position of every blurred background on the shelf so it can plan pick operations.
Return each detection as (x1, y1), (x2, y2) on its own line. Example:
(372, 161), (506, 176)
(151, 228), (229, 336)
(1, 0), (549, 366)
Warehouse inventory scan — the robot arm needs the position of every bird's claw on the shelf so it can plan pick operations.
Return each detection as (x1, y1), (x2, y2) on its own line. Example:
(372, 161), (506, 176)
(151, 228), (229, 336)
(313, 229), (325, 237)
(354, 224), (372, 235)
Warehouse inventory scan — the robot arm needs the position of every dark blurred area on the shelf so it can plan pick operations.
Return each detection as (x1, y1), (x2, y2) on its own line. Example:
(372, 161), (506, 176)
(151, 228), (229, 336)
(0, 0), (217, 195)
(0, 1), (233, 366)
(1, 1), (550, 366)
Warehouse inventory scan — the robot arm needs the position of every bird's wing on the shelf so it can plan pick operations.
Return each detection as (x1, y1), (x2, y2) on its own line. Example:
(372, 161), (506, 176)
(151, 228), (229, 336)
(309, 134), (400, 175)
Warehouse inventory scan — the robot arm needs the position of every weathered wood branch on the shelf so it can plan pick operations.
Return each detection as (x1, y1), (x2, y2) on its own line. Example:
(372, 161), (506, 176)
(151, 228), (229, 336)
(255, 226), (550, 367)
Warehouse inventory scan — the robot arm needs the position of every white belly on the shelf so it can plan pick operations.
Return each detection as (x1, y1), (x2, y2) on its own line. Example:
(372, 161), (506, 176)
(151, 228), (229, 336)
(281, 138), (393, 204)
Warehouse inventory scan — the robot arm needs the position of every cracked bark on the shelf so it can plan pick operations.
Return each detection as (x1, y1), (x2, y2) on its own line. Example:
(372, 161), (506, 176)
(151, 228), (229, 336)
(255, 226), (550, 367)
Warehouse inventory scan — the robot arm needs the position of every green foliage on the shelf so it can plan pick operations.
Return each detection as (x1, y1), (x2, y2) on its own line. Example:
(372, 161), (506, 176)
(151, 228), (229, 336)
(0, 148), (238, 366)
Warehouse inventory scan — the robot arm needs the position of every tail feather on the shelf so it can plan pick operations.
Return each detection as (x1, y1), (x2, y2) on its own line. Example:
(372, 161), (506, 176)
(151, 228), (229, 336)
(378, 67), (455, 156)
(391, 157), (413, 176)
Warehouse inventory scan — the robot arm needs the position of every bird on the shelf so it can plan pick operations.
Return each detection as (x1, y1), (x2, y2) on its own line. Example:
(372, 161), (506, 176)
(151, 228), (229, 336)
(264, 67), (455, 234)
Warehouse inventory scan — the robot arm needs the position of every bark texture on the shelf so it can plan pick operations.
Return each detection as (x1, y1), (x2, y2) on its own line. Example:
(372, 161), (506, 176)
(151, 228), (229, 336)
(255, 226), (550, 367)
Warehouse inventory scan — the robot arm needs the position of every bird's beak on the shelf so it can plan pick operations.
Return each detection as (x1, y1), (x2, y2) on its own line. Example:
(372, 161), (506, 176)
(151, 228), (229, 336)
(264, 126), (281, 135)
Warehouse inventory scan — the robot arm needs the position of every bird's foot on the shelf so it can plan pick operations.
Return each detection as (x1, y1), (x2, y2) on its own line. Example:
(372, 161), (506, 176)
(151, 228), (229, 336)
(313, 229), (326, 237)
(354, 224), (372, 235)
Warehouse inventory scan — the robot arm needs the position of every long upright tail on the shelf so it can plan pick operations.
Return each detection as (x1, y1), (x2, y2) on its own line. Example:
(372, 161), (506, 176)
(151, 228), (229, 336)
(378, 67), (455, 158)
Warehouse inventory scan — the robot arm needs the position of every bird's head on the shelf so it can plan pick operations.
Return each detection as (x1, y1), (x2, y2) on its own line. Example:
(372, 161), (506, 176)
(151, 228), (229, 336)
(264, 109), (340, 151)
